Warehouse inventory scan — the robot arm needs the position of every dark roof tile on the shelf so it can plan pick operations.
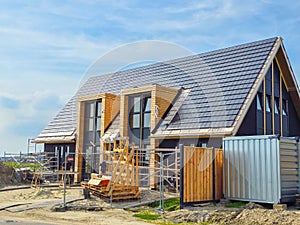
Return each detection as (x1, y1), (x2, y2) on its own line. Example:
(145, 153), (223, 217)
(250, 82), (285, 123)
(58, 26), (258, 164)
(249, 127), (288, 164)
(38, 37), (277, 137)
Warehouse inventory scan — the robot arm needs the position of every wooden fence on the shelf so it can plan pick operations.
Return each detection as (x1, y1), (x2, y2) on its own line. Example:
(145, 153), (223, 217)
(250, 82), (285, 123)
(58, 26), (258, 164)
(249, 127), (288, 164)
(180, 146), (223, 207)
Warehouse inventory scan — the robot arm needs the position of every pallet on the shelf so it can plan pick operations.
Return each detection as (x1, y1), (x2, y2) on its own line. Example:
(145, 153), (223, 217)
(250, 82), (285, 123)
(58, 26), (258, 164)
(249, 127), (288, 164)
(81, 181), (140, 201)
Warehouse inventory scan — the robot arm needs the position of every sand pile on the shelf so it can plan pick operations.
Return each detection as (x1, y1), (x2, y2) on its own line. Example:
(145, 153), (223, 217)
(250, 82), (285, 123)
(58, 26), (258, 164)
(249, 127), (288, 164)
(15, 188), (69, 200)
(0, 162), (19, 186)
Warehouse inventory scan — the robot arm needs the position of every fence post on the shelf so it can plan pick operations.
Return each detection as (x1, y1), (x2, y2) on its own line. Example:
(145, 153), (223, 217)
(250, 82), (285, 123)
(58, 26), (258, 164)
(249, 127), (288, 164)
(212, 147), (216, 202)
(159, 152), (164, 213)
(63, 155), (67, 208)
(179, 144), (184, 209)
(175, 147), (179, 193)
(110, 151), (113, 209)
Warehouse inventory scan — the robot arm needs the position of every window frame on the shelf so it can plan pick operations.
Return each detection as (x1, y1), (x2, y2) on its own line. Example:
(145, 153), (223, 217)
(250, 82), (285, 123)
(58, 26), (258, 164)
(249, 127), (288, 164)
(128, 92), (152, 147)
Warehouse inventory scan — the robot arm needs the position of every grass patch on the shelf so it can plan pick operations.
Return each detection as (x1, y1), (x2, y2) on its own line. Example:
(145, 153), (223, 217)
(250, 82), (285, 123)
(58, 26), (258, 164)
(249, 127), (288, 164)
(3, 162), (41, 171)
(149, 198), (180, 211)
(133, 213), (161, 221)
(225, 201), (247, 208)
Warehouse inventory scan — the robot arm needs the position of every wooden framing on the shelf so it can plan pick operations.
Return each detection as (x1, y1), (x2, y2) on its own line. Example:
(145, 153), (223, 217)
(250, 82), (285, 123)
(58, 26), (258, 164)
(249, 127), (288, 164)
(81, 138), (140, 201)
(264, 78), (267, 135)
(120, 84), (178, 187)
(75, 93), (120, 182)
(280, 70), (283, 136)
(120, 84), (178, 138)
(272, 61), (275, 134)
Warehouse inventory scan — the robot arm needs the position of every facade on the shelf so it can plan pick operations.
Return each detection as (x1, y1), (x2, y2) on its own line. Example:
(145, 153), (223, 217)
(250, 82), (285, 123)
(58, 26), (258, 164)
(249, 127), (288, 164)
(35, 37), (300, 181)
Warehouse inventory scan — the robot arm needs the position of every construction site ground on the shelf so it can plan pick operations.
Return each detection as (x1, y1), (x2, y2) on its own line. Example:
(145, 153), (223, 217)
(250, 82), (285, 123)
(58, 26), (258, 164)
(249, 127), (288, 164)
(0, 186), (154, 225)
(0, 185), (299, 225)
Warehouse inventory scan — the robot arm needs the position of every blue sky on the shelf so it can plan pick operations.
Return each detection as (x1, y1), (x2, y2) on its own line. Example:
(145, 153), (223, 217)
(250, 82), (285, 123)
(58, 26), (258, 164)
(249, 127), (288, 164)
(0, 0), (300, 154)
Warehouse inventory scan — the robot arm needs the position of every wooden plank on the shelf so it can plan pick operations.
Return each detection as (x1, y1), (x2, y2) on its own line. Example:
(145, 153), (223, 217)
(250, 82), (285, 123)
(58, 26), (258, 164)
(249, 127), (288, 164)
(280, 169), (298, 175)
(195, 147), (200, 201)
(280, 162), (298, 169)
(217, 149), (223, 200)
(280, 150), (297, 156)
(207, 149), (212, 200)
(183, 148), (187, 202)
(280, 156), (298, 163)
(182, 146), (223, 204)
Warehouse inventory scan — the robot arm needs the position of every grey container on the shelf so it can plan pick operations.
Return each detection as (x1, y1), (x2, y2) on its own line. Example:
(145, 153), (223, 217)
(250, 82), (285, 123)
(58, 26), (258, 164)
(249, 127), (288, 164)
(223, 135), (299, 204)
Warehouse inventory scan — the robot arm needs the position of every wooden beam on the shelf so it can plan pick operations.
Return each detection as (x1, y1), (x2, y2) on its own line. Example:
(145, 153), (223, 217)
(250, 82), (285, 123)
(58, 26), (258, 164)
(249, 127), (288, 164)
(272, 61), (275, 134)
(264, 78), (267, 135)
(280, 72), (283, 136)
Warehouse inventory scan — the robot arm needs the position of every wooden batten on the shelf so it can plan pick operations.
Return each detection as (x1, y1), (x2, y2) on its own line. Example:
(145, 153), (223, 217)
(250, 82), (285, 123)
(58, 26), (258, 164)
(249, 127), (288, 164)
(75, 101), (85, 182)
(272, 61), (275, 134)
(264, 78), (267, 135)
(280, 73), (283, 136)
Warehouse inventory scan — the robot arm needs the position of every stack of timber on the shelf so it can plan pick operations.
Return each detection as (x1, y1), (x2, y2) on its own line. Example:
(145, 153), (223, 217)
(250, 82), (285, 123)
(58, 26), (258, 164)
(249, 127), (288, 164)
(81, 138), (140, 201)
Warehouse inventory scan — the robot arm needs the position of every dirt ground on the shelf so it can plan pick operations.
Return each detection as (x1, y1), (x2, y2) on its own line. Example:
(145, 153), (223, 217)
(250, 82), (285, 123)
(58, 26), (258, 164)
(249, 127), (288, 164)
(0, 187), (153, 225)
(166, 203), (300, 225)
(0, 186), (299, 225)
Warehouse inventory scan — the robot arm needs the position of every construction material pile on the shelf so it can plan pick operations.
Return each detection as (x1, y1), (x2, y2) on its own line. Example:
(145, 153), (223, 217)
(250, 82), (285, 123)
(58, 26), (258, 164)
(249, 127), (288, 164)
(81, 138), (140, 201)
(0, 162), (19, 186)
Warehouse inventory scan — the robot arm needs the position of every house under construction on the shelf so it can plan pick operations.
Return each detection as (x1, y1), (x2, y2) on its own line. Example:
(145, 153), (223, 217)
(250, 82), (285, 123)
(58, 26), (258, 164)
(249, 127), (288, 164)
(35, 37), (300, 185)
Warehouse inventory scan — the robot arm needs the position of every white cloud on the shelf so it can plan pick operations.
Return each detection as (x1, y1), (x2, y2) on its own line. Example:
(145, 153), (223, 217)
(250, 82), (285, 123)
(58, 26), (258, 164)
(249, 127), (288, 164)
(0, 0), (299, 155)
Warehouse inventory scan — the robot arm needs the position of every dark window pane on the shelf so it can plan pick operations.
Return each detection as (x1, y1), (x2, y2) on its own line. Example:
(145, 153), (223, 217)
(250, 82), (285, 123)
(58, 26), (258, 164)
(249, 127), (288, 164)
(95, 131), (100, 145)
(96, 118), (101, 131)
(257, 95), (262, 111)
(97, 101), (102, 117)
(143, 113), (151, 128)
(88, 131), (94, 142)
(89, 118), (94, 131)
(266, 96), (271, 112)
(89, 102), (95, 117)
(274, 99), (279, 114)
(132, 128), (140, 139)
(142, 128), (150, 140)
(144, 97), (151, 112)
(134, 97), (141, 112)
(133, 114), (140, 128)
(282, 99), (287, 116)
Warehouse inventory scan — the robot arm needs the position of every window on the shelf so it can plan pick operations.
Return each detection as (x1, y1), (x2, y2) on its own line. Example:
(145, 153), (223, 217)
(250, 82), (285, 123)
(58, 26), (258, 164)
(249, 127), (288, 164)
(256, 94), (262, 111)
(129, 93), (151, 147)
(274, 99), (279, 114)
(282, 99), (287, 116)
(83, 100), (102, 174)
(266, 96), (271, 112)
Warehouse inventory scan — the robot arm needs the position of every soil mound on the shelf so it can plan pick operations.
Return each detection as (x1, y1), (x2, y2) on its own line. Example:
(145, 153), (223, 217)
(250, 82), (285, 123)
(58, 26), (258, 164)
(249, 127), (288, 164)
(0, 162), (19, 186)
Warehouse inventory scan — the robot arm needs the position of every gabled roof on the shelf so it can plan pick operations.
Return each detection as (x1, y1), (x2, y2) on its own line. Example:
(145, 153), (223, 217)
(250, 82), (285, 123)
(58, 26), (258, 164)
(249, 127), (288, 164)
(36, 36), (297, 142)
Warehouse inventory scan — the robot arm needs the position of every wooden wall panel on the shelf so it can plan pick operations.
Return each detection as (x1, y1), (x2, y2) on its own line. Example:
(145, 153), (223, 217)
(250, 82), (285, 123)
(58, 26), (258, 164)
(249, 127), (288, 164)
(182, 147), (223, 204)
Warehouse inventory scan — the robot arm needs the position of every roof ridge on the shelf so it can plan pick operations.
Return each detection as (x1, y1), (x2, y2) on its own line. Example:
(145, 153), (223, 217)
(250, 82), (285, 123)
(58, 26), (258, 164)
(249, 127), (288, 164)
(85, 37), (278, 79)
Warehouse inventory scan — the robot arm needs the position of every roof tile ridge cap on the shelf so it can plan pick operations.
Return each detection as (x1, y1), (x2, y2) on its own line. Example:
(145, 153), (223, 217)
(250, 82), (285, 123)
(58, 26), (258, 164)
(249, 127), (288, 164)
(230, 37), (282, 135)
